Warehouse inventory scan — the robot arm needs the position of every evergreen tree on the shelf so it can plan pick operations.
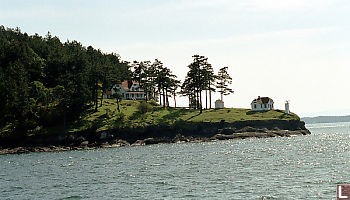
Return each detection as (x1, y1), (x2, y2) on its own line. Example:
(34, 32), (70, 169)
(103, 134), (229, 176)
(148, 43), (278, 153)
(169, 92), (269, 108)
(147, 60), (160, 102)
(181, 55), (210, 112)
(0, 26), (133, 136)
(169, 78), (181, 108)
(216, 66), (234, 101)
(132, 61), (150, 101)
(202, 63), (216, 109)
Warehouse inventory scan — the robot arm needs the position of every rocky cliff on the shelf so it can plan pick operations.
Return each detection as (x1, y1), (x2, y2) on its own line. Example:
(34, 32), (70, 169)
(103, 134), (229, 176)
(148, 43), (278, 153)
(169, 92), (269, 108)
(0, 119), (310, 154)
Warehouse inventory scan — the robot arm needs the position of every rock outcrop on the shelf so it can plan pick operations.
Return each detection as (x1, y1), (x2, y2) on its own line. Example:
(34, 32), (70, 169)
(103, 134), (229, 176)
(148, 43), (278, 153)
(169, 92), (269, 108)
(0, 119), (310, 154)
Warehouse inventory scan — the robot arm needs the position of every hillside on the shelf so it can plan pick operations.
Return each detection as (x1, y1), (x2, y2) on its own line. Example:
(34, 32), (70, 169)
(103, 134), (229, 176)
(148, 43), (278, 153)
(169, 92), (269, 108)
(59, 99), (300, 134)
(0, 99), (309, 154)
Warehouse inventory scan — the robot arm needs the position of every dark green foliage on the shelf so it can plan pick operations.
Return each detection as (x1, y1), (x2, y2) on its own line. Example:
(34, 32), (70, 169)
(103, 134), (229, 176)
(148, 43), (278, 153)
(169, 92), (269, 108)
(112, 112), (126, 128)
(181, 55), (233, 111)
(133, 59), (180, 107)
(137, 101), (153, 114)
(0, 26), (236, 139)
(216, 66), (234, 101)
(0, 26), (132, 137)
(181, 55), (212, 112)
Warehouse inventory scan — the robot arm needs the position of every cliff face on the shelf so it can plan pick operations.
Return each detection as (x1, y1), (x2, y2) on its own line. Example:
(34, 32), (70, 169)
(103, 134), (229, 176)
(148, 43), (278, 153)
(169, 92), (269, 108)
(0, 119), (310, 154)
(113, 119), (310, 143)
(225, 119), (308, 131)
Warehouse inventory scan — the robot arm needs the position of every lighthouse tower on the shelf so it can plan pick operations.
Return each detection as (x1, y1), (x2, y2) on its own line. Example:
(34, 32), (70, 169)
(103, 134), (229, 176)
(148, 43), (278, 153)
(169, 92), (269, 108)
(285, 100), (290, 114)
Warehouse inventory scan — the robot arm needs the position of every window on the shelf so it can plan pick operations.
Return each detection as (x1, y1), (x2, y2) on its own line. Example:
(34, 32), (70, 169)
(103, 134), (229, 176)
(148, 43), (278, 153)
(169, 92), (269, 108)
(131, 94), (134, 97)
(264, 104), (267, 108)
(254, 105), (256, 109)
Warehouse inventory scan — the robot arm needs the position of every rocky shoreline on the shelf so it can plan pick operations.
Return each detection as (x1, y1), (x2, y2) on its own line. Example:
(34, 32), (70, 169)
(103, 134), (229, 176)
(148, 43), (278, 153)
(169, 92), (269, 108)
(0, 119), (311, 155)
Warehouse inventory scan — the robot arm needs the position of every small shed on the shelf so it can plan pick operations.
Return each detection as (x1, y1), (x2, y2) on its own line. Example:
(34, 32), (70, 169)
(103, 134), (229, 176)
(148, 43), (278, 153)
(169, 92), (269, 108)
(215, 99), (224, 109)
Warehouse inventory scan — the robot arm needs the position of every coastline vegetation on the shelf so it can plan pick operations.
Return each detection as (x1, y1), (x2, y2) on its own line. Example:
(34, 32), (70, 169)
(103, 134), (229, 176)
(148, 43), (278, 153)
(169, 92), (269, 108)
(0, 26), (296, 141)
(28, 99), (299, 137)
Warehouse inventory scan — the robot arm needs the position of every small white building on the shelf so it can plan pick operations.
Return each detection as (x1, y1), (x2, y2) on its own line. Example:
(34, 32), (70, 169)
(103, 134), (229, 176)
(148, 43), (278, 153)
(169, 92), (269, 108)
(251, 96), (274, 111)
(111, 80), (145, 100)
(215, 99), (224, 109)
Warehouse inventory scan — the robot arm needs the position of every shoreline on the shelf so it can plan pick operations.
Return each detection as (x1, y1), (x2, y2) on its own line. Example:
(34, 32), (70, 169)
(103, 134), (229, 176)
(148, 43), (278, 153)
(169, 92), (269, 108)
(0, 120), (311, 154)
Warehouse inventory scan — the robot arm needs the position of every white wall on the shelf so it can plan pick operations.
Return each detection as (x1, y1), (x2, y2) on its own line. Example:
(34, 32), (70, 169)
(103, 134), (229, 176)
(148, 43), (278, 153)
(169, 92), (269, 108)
(251, 100), (274, 111)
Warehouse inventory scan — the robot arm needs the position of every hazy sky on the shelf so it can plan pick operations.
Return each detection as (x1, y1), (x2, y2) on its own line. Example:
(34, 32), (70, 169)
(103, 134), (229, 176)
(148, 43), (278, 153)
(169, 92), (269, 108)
(2, 0), (350, 117)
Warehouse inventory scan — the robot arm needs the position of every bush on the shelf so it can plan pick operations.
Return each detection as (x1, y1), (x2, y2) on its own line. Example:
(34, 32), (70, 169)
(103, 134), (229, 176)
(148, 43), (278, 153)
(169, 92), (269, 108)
(137, 101), (153, 114)
(112, 112), (126, 128)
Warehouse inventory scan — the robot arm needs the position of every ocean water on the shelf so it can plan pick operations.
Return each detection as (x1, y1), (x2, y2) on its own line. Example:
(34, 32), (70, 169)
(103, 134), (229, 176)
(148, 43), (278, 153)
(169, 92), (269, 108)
(1, 122), (350, 199)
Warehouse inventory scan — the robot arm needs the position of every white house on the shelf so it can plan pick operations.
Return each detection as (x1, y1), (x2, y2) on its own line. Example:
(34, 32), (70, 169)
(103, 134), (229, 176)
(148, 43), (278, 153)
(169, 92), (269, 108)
(251, 96), (274, 111)
(111, 80), (145, 100)
(215, 99), (224, 109)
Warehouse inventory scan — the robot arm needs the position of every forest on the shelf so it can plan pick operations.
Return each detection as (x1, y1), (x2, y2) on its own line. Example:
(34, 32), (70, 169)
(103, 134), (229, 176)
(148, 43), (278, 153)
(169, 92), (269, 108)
(0, 26), (233, 138)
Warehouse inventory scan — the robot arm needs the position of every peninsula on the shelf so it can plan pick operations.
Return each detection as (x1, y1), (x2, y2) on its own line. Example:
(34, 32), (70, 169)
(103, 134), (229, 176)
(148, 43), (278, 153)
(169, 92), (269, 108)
(0, 99), (310, 154)
(0, 27), (310, 154)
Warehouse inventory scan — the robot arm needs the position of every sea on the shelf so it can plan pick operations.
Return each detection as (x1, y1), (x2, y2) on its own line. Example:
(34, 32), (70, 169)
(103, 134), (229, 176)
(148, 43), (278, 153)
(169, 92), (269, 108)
(1, 122), (350, 200)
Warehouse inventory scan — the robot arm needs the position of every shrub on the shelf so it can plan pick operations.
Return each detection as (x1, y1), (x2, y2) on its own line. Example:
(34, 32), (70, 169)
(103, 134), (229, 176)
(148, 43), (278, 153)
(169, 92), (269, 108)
(137, 101), (153, 114)
(112, 112), (126, 128)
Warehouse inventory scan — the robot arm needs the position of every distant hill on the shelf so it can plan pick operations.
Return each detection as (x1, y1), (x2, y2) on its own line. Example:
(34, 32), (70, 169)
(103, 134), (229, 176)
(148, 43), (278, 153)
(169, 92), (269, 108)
(302, 115), (350, 124)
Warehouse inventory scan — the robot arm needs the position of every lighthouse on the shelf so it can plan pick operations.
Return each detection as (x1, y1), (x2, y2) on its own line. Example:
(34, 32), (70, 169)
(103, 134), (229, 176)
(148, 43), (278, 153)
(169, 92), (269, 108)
(285, 100), (290, 114)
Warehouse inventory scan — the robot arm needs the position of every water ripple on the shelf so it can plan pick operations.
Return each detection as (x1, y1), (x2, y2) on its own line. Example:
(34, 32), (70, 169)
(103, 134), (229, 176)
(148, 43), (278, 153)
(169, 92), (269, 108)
(1, 123), (350, 199)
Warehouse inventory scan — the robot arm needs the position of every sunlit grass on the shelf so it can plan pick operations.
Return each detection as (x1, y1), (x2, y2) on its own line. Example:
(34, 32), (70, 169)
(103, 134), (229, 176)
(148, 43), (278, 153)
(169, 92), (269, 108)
(64, 99), (299, 133)
(2, 99), (298, 137)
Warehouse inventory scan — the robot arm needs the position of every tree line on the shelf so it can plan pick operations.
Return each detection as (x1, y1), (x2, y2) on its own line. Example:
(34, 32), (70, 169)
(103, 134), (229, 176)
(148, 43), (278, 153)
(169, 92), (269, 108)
(0, 26), (131, 136)
(0, 26), (233, 137)
(180, 55), (233, 113)
(131, 55), (234, 112)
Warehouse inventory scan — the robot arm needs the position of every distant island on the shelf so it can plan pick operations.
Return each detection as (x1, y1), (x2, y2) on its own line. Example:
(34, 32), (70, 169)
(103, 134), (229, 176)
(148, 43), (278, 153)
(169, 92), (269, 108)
(301, 115), (350, 124)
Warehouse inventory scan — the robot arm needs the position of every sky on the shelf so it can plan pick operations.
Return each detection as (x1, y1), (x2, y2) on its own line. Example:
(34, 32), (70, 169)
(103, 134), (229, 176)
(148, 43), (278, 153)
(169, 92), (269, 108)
(1, 0), (350, 117)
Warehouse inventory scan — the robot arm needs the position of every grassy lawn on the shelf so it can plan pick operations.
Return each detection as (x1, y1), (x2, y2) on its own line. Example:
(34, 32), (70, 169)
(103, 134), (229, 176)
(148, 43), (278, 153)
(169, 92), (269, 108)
(65, 99), (299, 133)
(0, 99), (300, 137)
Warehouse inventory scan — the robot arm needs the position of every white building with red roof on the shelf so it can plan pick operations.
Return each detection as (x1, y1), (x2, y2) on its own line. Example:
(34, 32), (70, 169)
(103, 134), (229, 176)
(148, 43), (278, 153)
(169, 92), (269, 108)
(251, 96), (274, 111)
(111, 80), (145, 100)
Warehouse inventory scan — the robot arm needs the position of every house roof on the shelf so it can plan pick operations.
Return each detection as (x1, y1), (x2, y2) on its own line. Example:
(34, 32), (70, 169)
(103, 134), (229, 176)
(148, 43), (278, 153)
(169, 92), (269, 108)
(121, 81), (129, 90)
(120, 80), (139, 90)
(252, 96), (273, 104)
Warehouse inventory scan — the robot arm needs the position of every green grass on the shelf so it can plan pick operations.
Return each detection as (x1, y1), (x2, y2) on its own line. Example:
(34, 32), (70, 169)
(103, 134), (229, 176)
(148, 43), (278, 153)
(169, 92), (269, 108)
(64, 99), (299, 133)
(0, 99), (299, 138)
(1, 99), (299, 137)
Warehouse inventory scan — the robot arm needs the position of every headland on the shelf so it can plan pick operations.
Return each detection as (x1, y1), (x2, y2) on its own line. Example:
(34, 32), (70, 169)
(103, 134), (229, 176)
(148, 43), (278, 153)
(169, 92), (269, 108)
(0, 100), (310, 154)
